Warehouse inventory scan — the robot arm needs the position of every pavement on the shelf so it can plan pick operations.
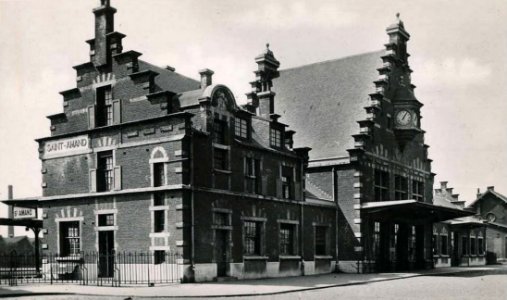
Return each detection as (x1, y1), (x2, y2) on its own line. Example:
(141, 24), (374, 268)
(0, 265), (505, 299)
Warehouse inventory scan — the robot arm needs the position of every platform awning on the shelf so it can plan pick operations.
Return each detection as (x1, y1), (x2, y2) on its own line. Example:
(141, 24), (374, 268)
(1, 197), (40, 208)
(361, 200), (475, 223)
(0, 218), (42, 228)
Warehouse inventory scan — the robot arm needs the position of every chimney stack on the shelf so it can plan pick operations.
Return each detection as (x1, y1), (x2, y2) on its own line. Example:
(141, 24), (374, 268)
(7, 185), (14, 238)
(91, 0), (117, 67)
(199, 69), (214, 89)
(487, 186), (495, 192)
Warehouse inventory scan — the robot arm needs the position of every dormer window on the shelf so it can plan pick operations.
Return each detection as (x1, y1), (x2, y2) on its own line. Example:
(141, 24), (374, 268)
(270, 128), (282, 148)
(96, 85), (113, 127)
(235, 118), (248, 139)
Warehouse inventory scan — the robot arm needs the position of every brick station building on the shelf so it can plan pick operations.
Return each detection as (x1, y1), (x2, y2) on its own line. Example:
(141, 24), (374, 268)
(272, 15), (471, 272)
(26, 0), (337, 282)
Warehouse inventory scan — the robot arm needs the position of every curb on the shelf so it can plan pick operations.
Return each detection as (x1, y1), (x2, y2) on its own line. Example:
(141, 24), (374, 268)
(0, 268), (494, 299)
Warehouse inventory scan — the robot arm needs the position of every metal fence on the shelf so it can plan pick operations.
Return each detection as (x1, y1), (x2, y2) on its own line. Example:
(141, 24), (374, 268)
(0, 250), (183, 286)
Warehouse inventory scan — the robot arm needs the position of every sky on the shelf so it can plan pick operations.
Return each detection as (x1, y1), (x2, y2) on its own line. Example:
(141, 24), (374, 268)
(0, 0), (506, 236)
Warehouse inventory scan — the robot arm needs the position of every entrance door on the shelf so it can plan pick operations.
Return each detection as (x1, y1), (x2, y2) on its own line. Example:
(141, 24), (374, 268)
(215, 230), (229, 277)
(98, 231), (114, 277)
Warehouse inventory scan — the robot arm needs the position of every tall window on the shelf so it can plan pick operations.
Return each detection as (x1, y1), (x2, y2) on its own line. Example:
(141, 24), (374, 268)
(244, 221), (262, 255)
(60, 221), (80, 256)
(270, 128), (282, 148)
(470, 236), (476, 255)
(213, 119), (226, 144)
(96, 85), (113, 127)
(154, 210), (165, 233)
(245, 157), (261, 194)
(281, 166), (293, 199)
(315, 226), (328, 255)
(97, 151), (113, 192)
(214, 149), (228, 170)
(153, 162), (165, 187)
(394, 175), (408, 200)
(214, 212), (230, 226)
(440, 234), (448, 255)
(98, 214), (114, 227)
(412, 180), (424, 201)
(279, 223), (296, 255)
(235, 118), (248, 139)
(374, 169), (389, 202)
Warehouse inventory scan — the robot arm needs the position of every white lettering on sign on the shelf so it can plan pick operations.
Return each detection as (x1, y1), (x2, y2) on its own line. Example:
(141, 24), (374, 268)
(42, 135), (90, 159)
(13, 207), (36, 219)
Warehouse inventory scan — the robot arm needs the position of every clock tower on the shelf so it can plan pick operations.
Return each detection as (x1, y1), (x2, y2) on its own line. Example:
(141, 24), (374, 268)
(382, 14), (423, 148)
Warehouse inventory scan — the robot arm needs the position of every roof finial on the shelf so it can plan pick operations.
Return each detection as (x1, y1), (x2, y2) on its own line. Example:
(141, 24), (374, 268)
(266, 43), (270, 50)
(396, 12), (400, 20)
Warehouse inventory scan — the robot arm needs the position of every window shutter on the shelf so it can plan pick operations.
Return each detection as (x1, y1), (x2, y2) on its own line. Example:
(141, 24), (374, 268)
(114, 166), (122, 190)
(89, 169), (97, 192)
(88, 105), (95, 129)
(112, 99), (121, 125)
(276, 179), (283, 198)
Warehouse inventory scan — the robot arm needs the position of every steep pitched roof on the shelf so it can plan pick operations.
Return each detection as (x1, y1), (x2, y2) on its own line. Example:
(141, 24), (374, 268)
(138, 60), (200, 94)
(468, 189), (507, 208)
(273, 51), (384, 161)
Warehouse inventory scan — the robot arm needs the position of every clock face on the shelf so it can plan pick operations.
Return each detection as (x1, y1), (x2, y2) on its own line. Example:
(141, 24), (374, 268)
(395, 110), (412, 126)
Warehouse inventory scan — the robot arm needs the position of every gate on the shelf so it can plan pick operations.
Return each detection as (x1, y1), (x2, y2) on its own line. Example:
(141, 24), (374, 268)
(0, 250), (183, 286)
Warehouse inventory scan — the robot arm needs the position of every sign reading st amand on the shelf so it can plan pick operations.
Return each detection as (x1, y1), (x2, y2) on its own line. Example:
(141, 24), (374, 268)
(42, 135), (90, 159)
(13, 207), (36, 219)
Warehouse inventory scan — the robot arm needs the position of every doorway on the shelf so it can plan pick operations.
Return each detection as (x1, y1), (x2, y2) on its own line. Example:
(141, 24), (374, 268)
(215, 230), (229, 277)
(98, 231), (114, 277)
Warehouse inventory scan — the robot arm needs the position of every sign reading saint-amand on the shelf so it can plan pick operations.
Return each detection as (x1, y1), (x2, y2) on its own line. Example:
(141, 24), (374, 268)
(42, 135), (90, 159)
(13, 206), (36, 219)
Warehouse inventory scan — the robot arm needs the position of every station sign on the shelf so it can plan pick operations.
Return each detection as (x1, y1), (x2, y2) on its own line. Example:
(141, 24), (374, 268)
(42, 134), (90, 159)
(13, 206), (37, 219)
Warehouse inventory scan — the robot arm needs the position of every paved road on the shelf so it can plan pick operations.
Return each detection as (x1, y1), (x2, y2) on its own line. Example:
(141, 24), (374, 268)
(231, 268), (507, 300)
(3, 267), (507, 299)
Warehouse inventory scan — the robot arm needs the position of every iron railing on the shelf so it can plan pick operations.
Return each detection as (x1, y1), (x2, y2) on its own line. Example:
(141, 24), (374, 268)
(0, 250), (183, 286)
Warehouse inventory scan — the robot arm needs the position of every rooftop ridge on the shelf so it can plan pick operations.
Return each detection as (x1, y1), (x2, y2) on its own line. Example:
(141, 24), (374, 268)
(280, 50), (384, 73)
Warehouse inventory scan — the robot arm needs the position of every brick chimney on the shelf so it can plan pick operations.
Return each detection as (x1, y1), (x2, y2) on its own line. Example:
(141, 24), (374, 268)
(91, 0), (117, 67)
(7, 185), (14, 238)
(199, 69), (214, 89)
(247, 44), (280, 118)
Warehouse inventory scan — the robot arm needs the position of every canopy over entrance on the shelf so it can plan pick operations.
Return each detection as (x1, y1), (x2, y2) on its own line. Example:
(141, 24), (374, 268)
(361, 200), (475, 223)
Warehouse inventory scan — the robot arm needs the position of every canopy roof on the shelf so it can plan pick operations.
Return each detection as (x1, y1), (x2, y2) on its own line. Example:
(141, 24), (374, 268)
(361, 200), (475, 223)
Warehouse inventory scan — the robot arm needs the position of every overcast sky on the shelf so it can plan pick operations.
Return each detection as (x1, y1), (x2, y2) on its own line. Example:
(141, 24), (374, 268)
(1, 0), (506, 236)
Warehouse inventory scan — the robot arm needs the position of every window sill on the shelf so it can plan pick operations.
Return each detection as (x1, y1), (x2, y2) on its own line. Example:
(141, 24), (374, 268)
(211, 225), (233, 230)
(279, 255), (301, 260)
(212, 143), (230, 150)
(314, 255), (333, 260)
(214, 169), (232, 174)
(243, 256), (269, 260)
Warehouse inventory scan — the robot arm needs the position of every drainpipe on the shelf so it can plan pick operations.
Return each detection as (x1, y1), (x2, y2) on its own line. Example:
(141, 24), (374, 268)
(333, 167), (339, 272)
(189, 122), (196, 282)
